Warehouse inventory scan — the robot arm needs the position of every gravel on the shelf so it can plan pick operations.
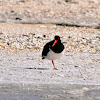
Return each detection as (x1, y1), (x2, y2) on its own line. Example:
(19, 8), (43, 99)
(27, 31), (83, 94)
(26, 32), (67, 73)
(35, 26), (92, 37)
(0, 0), (100, 27)
(0, 23), (100, 54)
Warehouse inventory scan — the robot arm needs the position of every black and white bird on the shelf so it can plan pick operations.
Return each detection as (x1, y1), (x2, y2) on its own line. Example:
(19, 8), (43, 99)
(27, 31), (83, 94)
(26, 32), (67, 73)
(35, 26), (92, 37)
(42, 35), (64, 70)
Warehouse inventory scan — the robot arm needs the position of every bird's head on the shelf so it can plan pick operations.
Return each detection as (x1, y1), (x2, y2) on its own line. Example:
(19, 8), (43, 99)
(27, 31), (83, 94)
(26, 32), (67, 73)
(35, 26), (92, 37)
(52, 35), (61, 47)
(54, 35), (60, 40)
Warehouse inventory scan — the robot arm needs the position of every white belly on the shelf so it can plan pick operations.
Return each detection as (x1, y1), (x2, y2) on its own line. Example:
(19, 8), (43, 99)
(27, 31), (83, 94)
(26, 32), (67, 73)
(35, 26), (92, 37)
(46, 49), (64, 60)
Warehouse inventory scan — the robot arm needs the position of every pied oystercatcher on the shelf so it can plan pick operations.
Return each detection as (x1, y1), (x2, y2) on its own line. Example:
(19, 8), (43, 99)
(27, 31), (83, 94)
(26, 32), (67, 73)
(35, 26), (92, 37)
(42, 35), (64, 70)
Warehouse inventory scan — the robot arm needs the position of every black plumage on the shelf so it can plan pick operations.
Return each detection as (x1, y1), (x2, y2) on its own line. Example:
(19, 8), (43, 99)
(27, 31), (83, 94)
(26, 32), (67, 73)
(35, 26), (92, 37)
(42, 35), (64, 59)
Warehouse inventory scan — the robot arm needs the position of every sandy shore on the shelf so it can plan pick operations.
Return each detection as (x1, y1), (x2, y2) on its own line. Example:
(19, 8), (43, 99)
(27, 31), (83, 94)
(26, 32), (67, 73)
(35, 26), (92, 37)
(0, 53), (100, 85)
(0, 22), (99, 100)
(0, 0), (100, 99)
(0, 52), (100, 99)
(0, 0), (100, 27)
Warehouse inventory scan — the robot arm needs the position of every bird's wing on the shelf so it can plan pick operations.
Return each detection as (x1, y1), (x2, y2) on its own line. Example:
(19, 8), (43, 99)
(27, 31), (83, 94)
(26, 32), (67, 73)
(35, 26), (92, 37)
(42, 41), (53, 57)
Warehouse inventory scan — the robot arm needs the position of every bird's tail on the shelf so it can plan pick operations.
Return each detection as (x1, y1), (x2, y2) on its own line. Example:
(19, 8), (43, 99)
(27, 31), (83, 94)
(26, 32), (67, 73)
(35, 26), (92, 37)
(42, 57), (45, 59)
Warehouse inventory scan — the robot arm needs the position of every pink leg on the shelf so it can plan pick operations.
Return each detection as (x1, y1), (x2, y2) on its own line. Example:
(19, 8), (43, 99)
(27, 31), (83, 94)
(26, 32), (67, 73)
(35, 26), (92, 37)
(52, 60), (58, 70)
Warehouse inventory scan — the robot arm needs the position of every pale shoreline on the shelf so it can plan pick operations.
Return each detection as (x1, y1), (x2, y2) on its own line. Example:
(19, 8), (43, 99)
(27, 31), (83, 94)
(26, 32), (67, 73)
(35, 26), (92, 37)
(0, 52), (100, 85)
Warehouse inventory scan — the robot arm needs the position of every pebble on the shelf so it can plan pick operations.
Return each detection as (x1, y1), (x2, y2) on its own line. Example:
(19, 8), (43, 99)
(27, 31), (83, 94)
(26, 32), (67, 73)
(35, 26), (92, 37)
(0, 27), (99, 54)
(75, 66), (79, 67)
(43, 35), (46, 38)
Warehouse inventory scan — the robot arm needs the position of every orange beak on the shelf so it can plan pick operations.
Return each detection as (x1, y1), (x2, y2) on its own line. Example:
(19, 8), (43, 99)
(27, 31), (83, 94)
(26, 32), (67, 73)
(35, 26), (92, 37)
(52, 40), (57, 47)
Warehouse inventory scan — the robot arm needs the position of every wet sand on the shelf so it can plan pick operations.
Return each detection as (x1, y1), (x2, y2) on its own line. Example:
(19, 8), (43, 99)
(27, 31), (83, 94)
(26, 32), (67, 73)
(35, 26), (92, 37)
(0, 83), (100, 100)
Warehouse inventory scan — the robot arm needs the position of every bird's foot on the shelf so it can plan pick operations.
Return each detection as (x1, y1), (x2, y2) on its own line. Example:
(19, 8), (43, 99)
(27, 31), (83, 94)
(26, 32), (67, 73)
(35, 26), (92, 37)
(53, 68), (58, 70)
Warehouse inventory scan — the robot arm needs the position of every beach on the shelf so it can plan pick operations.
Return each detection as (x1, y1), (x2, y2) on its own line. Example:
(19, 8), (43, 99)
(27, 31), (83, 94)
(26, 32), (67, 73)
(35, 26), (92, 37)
(0, 0), (100, 99)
